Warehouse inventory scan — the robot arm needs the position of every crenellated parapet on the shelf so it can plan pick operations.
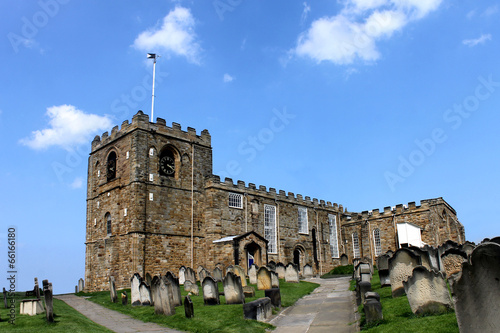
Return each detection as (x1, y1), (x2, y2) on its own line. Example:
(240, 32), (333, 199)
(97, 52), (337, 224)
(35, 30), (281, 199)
(91, 110), (211, 152)
(205, 175), (342, 211)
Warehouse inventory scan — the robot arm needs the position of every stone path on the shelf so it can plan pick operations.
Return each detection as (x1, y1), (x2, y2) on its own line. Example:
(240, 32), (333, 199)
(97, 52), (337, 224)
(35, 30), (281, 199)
(55, 294), (183, 333)
(269, 276), (359, 333)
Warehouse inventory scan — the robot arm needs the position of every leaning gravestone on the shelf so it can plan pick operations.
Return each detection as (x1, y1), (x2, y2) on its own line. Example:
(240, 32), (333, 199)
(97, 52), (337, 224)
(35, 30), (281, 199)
(356, 281), (371, 306)
(3, 287), (8, 308)
(461, 241), (476, 257)
(388, 248), (422, 297)
(139, 281), (152, 306)
(285, 263), (299, 283)
(243, 297), (272, 321)
(179, 266), (186, 285)
(271, 271), (279, 288)
(131, 273), (142, 306)
(232, 265), (247, 287)
(202, 276), (220, 305)
(451, 242), (500, 333)
(276, 263), (286, 279)
(109, 276), (117, 303)
(303, 264), (314, 277)
(340, 254), (349, 266)
(185, 267), (197, 284)
(364, 294), (383, 324)
(184, 280), (199, 295)
(358, 262), (372, 282)
(223, 272), (245, 304)
(42, 280), (54, 323)
(184, 296), (194, 318)
(248, 264), (258, 285)
(34, 278), (40, 299)
(197, 266), (205, 280)
(403, 266), (452, 315)
(213, 267), (223, 282)
(78, 278), (84, 292)
(441, 248), (467, 278)
(408, 246), (433, 271)
(422, 245), (441, 271)
(265, 288), (281, 308)
(257, 266), (272, 290)
(145, 273), (152, 287)
(377, 253), (391, 287)
(165, 271), (182, 307)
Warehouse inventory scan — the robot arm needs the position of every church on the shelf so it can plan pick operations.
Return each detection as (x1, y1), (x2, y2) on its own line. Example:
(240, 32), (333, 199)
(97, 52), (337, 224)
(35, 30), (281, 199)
(84, 111), (465, 292)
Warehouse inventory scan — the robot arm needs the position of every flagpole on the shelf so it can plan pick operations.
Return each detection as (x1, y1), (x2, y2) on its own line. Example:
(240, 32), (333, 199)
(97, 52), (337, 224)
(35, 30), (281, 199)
(151, 55), (156, 121)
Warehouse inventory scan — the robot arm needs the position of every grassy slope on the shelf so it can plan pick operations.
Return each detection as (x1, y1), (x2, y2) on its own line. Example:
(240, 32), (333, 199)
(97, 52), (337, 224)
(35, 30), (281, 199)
(0, 294), (112, 332)
(82, 279), (319, 333)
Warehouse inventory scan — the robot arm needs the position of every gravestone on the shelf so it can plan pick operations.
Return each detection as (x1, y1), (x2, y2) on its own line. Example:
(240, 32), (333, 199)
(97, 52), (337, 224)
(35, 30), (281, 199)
(276, 263), (286, 279)
(121, 292), (128, 305)
(232, 265), (247, 287)
(257, 266), (272, 290)
(202, 276), (220, 305)
(165, 271), (182, 307)
(199, 268), (210, 282)
(184, 296), (194, 318)
(20, 299), (44, 316)
(265, 288), (281, 308)
(388, 248), (422, 297)
(213, 267), (223, 282)
(271, 271), (280, 288)
(356, 281), (371, 306)
(422, 245), (441, 271)
(197, 266), (205, 281)
(377, 253), (391, 287)
(42, 280), (54, 323)
(285, 263), (299, 283)
(34, 278), (40, 299)
(243, 286), (255, 298)
(340, 254), (349, 266)
(185, 267), (197, 284)
(451, 242), (500, 333)
(364, 297), (383, 324)
(130, 273), (142, 306)
(150, 276), (160, 305)
(461, 241), (476, 257)
(3, 287), (8, 308)
(145, 273), (152, 287)
(109, 276), (117, 303)
(184, 280), (199, 296)
(152, 276), (175, 316)
(441, 248), (467, 278)
(403, 266), (452, 315)
(78, 278), (84, 292)
(303, 264), (314, 277)
(139, 281), (152, 306)
(267, 261), (277, 271)
(223, 272), (245, 304)
(243, 297), (272, 321)
(358, 262), (372, 282)
(179, 266), (186, 285)
(248, 264), (258, 284)
(365, 291), (380, 302)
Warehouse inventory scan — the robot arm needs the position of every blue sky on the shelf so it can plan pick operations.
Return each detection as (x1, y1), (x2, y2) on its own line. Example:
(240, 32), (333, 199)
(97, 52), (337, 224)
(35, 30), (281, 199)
(1, 0), (499, 294)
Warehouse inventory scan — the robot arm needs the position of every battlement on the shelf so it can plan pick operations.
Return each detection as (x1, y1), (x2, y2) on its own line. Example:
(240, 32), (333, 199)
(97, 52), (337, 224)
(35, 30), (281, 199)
(91, 110), (211, 152)
(206, 175), (342, 211)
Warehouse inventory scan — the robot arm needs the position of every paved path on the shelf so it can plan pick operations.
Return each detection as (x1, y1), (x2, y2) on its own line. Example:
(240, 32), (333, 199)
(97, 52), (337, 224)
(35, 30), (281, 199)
(269, 276), (359, 333)
(55, 294), (183, 333)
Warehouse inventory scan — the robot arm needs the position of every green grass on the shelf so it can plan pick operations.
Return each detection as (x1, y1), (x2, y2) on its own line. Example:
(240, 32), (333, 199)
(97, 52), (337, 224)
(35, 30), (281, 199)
(321, 265), (354, 278)
(81, 279), (319, 333)
(359, 270), (459, 333)
(0, 293), (112, 332)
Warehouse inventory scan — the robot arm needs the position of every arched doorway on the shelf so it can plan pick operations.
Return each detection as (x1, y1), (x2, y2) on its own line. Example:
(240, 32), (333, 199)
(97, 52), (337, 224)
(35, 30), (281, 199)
(245, 242), (262, 271)
(293, 248), (301, 270)
(312, 228), (319, 269)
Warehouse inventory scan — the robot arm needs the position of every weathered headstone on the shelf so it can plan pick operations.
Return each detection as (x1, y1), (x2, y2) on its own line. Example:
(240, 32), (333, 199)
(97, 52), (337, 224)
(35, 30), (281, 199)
(199, 268), (210, 282)
(42, 280), (54, 323)
(356, 281), (371, 306)
(232, 265), (247, 287)
(3, 287), (7, 309)
(184, 296), (194, 318)
(441, 248), (467, 278)
(152, 276), (175, 316)
(78, 278), (84, 292)
(223, 272), (244, 304)
(461, 241), (476, 257)
(303, 264), (314, 277)
(19, 299), (44, 316)
(145, 273), (152, 287)
(276, 263), (286, 279)
(265, 288), (281, 308)
(267, 261), (277, 271)
(213, 267), (223, 282)
(248, 264), (258, 285)
(165, 271), (182, 307)
(243, 286), (255, 298)
(422, 245), (441, 271)
(121, 292), (128, 305)
(139, 281), (152, 306)
(364, 297), (383, 324)
(130, 273), (142, 306)
(271, 271), (279, 288)
(185, 267), (197, 284)
(109, 276), (117, 303)
(179, 266), (186, 285)
(197, 265), (205, 281)
(184, 280), (199, 296)
(388, 248), (422, 297)
(358, 262), (372, 282)
(403, 266), (452, 315)
(202, 276), (220, 305)
(285, 263), (299, 283)
(377, 253), (391, 287)
(257, 266), (272, 290)
(451, 242), (500, 333)
(340, 254), (349, 266)
(34, 278), (40, 299)
(243, 297), (272, 321)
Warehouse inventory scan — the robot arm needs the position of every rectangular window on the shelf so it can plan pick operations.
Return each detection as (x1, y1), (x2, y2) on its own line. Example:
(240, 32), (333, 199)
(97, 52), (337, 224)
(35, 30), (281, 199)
(352, 232), (360, 258)
(264, 204), (277, 253)
(298, 207), (308, 234)
(373, 229), (382, 256)
(329, 214), (339, 258)
(228, 192), (243, 209)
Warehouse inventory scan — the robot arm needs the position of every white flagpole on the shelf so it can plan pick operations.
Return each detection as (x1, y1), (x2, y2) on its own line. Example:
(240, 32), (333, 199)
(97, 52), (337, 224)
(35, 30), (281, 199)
(150, 55), (156, 121)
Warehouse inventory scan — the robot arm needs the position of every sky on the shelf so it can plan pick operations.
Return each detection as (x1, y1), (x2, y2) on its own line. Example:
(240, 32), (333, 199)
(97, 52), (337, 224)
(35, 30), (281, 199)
(1, 0), (499, 294)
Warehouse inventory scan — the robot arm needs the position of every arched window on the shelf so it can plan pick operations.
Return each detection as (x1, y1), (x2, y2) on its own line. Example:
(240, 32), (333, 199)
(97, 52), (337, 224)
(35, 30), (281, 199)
(106, 151), (117, 181)
(373, 228), (382, 256)
(352, 232), (360, 258)
(159, 148), (175, 177)
(105, 213), (112, 235)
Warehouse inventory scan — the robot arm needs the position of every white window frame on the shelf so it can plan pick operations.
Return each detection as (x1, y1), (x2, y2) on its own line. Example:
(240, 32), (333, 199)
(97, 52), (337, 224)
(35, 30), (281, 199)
(228, 192), (243, 209)
(264, 204), (277, 254)
(373, 228), (382, 257)
(298, 207), (308, 234)
(352, 232), (360, 258)
(329, 214), (339, 258)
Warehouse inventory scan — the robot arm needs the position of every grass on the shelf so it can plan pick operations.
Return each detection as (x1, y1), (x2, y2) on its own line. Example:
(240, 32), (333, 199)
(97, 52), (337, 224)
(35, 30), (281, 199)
(81, 279), (319, 333)
(321, 265), (354, 278)
(0, 293), (112, 332)
(359, 270), (459, 333)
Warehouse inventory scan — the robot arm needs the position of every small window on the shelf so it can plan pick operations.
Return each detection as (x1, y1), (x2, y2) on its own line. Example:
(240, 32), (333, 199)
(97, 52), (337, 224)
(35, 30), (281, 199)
(352, 232), (360, 258)
(229, 193), (243, 209)
(107, 151), (117, 181)
(105, 213), (112, 235)
(298, 207), (308, 234)
(373, 228), (382, 256)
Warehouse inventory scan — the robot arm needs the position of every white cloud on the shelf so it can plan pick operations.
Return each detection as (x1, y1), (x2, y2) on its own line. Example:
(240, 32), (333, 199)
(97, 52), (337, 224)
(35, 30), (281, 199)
(293, 0), (443, 65)
(223, 73), (234, 82)
(133, 6), (201, 64)
(466, 10), (476, 20)
(20, 105), (113, 151)
(70, 177), (84, 189)
(463, 34), (492, 47)
(301, 2), (311, 24)
(483, 5), (499, 17)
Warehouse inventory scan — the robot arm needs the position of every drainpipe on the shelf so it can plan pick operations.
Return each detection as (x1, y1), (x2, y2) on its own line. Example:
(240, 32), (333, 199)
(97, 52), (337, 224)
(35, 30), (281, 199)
(191, 143), (194, 269)
(244, 193), (248, 233)
(315, 208), (323, 275)
(275, 198), (280, 263)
